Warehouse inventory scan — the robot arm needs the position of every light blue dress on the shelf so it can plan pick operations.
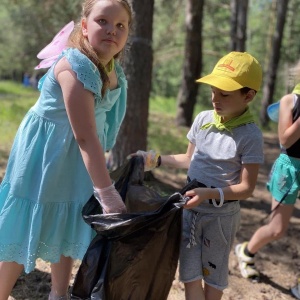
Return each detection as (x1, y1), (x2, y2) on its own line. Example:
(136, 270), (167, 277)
(0, 48), (127, 273)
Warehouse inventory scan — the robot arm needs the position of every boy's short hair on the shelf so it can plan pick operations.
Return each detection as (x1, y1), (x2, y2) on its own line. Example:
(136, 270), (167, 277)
(196, 51), (262, 92)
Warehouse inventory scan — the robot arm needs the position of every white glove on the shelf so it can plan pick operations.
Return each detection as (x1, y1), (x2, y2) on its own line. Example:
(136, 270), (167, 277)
(136, 150), (161, 171)
(94, 184), (127, 214)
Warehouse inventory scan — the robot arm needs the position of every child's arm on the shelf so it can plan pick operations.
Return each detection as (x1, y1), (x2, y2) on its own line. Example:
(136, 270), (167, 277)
(55, 58), (126, 213)
(278, 94), (300, 148)
(136, 142), (195, 171)
(184, 163), (260, 209)
(161, 142), (195, 169)
(56, 58), (112, 188)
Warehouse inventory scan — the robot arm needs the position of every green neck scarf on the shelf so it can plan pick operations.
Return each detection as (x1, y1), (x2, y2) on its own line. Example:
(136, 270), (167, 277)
(105, 58), (115, 74)
(200, 107), (255, 132)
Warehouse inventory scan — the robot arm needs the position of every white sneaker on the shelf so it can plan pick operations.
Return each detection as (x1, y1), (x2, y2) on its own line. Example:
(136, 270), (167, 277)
(235, 242), (260, 280)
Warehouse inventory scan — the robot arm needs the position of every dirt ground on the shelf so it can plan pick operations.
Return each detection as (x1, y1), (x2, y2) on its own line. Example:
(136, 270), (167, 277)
(2, 132), (300, 300)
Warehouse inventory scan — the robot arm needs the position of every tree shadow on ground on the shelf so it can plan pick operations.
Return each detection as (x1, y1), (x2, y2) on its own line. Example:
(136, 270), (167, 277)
(11, 269), (52, 300)
(256, 273), (293, 296)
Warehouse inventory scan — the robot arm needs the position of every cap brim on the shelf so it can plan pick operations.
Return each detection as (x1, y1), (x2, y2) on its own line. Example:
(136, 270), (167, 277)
(196, 74), (243, 91)
(292, 83), (300, 94)
(267, 102), (279, 122)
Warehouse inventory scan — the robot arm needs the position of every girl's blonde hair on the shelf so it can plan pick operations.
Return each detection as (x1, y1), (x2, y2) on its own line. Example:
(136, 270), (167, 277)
(69, 0), (132, 96)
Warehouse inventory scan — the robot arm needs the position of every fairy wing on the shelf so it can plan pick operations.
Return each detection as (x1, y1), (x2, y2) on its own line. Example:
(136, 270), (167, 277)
(267, 83), (300, 122)
(37, 21), (74, 59)
(35, 55), (60, 70)
(34, 21), (74, 69)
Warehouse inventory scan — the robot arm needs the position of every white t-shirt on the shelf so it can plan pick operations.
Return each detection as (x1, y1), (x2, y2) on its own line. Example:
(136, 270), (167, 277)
(187, 110), (264, 211)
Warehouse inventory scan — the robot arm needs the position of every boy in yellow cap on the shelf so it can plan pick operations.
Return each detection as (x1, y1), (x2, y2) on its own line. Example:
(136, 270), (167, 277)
(136, 51), (264, 300)
(235, 80), (300, 286)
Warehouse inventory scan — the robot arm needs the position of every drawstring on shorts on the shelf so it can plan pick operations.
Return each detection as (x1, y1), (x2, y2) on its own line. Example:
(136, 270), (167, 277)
(186, 211), (199, 248)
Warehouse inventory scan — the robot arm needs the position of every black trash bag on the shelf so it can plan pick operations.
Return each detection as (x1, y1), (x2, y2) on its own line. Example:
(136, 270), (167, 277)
(71, 156), (199, 300)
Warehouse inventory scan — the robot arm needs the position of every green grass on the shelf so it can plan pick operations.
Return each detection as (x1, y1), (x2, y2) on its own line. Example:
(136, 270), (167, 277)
(150, 96), (179, 115)
(149, 95), (204, 153)
(0, 81), (39, 148)
(148, 111), (189, 154)
(149, 96), (189, 153)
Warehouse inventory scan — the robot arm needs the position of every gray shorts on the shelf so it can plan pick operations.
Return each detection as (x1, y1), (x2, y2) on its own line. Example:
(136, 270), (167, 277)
(179, 202), (240, 290)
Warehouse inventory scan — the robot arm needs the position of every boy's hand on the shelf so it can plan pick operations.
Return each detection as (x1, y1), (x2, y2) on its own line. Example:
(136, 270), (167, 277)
(183, 188), (205, 208)
(133, 150), (160, 171)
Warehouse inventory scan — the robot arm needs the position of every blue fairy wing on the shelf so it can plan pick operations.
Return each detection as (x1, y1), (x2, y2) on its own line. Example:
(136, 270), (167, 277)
(267, 102), (280, 122)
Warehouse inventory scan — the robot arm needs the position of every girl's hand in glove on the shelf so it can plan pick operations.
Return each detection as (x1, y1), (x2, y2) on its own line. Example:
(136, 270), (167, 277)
(94, 184), (127, 214)
(135, 150), (161, 171)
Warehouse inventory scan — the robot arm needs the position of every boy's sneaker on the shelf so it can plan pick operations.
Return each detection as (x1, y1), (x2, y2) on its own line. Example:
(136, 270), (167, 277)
(235, 242), (260, 281)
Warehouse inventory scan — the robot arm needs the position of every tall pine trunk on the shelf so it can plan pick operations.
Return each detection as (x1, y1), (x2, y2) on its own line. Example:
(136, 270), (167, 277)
(230, 0), (248, 51)
(111, 0), (154, 168)
(175, 0), (204, 127)
(259, 0), (289, 127)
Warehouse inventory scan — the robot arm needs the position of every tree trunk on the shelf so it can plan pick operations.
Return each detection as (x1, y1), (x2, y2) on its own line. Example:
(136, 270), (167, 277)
(259, 0), (289, 127)
(175, 0), (204, 127)
(111, 0), (154, 168)
(230, 0), (238, 50)
(230, 0), (248, 51)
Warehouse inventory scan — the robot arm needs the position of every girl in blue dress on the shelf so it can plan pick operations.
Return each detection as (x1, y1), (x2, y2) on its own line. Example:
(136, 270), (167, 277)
(0, 0), (132, 299)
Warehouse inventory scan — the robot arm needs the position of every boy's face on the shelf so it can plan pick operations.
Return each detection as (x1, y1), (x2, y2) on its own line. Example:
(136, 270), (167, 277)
(211, 87), (255, 121)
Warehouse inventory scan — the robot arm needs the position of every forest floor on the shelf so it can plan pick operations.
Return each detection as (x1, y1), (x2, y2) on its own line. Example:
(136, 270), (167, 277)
(2, 132), (300, 300)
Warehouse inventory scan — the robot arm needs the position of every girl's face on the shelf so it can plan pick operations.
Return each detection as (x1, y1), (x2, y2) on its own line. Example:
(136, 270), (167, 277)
(211, 87), (254, 122)
(82, 0), (130, 64)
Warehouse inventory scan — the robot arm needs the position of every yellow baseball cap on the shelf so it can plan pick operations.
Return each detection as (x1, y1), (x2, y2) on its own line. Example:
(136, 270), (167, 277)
(196, 52), (262, 91)
(292, 83), (300, 94)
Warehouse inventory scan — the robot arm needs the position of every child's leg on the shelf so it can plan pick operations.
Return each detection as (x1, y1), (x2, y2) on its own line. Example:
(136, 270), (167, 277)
(50, 255), (73, 297)
(247, 197), (294, 254)
(204, 282), (223, 300)
(236, 197), (294, 279)
(184, 279), (205, 300)
(0, 261), (24, 300)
